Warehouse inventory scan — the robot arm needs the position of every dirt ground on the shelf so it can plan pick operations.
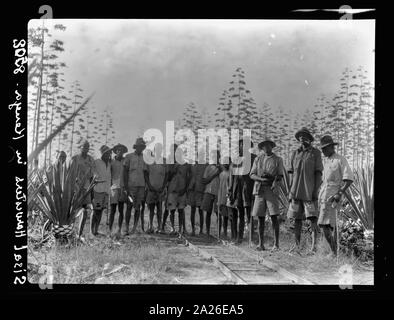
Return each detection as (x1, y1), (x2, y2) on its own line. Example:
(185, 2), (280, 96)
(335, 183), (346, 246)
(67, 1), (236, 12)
(28, 231), (233, 285)
(28, 206), (373, 285)
(236, 221), (374, 285)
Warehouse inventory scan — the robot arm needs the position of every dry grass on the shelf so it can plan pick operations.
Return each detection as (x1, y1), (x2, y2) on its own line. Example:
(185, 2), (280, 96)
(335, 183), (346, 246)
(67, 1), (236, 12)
(28, 229), (232, 285)
(251, 222), (374, 285)
(28, 207), (373, 285)
(28, 235), (178, 284)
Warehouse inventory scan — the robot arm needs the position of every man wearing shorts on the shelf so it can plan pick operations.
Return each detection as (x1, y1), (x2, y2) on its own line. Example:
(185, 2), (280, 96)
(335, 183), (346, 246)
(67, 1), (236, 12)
(91, 145), (112, 236)
(228, 138), (255, 244)
(144, 143), (167, 234)
(123, 137), (147, 234)
(250, 139), (284, 251)
(217, 157), (231, 239)
(109, 143), (128, 237)
(201, 150), (221, 237)
(287, 127), (323, 254)
(70, 139), (94, 240)
(161, 144), (176, 233)
(166, 146), (191, 235)
(318, 135), (353, 256)
(187, 150), (208, 236)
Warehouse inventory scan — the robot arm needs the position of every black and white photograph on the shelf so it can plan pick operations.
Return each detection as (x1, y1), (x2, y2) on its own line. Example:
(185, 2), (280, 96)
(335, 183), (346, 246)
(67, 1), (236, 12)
(24, 16), (375, 287)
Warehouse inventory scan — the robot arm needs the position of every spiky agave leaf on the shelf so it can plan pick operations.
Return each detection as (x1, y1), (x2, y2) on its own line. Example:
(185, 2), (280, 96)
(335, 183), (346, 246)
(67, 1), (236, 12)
(33, 171), (58, 223)
(29, 161), (99, 226)
(69, 174), (97, 221)
(343, 164), (374, 231)
(276, 170), (290, 216)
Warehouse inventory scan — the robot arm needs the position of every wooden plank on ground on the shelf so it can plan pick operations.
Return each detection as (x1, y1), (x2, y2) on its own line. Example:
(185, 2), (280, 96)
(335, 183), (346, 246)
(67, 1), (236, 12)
(231, 245), (316, 285)
(183, 238), (247, 285)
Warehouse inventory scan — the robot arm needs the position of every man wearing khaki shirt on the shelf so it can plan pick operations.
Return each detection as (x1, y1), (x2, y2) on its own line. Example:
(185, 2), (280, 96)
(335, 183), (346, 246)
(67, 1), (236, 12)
(123, 137), (147, 234)
(91, 145), (112, 236)
(70, 140), (94, 240)
(318, 135), (353, 256)
(287, 128), (323, 254)
(110, 143), (128, 237)
(250, 139), (284, 252)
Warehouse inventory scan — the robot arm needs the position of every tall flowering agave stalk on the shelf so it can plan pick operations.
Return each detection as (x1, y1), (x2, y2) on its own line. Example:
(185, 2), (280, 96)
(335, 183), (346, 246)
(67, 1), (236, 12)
(29, 162), (97, 239)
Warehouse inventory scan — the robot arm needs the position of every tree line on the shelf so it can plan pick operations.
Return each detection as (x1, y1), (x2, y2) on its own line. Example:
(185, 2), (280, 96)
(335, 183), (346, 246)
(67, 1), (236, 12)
(28, 22), (374, 170)
(177, 67), (374, 169)
(28, 22), (116, 167)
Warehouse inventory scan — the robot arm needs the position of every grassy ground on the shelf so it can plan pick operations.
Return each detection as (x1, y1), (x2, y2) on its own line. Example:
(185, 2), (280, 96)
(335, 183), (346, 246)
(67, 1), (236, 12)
(28, 222), (232, 285)
(28, 205), (373, 285)
(179, 207), (373, 285)
(227, 217), (374, 285)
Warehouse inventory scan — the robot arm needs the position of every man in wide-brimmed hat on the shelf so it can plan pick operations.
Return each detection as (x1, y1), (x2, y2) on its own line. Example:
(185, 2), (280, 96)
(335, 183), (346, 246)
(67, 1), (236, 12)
(90, 145), (112, 236)
(318, 135), (353, 256)
(71, 139), (95, 240)
(250, 138), (284, 251)
(123, 137), (147, 234)
(109, 143), (128, 238)
(287, 128), (323, 254)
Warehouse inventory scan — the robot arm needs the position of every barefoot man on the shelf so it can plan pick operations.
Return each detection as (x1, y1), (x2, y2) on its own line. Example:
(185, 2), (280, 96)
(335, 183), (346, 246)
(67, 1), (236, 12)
(287, 128), (323, 254)
(123, 137), (147, 234)
(144, 143), (168, 233)
(201, 150), (221, 238)
(250, 138), (284, 252)
(318, 135), (353, 256)
(91, 145), (112, 236)
(71, 139), (94, 241)
(109, 143), (128, 237)
(228, 138), (255, 244)
(187, 150), (208, 236)
(166, 145), (191, 235)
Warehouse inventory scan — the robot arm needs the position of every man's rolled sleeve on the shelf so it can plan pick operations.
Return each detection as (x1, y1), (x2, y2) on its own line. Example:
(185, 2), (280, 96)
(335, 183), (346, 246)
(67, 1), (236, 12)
(249, 157), (258, 178)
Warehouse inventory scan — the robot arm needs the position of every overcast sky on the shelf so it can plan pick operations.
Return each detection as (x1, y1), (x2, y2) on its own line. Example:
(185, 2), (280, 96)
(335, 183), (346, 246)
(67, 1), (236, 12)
(29, 19), (375, 153)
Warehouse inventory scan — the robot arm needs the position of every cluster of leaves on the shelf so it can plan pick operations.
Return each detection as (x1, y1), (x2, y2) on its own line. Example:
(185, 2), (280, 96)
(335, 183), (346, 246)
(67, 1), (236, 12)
(29, 161), (97, 226)
(340, 164), (374, 233)
(339, 219), (373, 260)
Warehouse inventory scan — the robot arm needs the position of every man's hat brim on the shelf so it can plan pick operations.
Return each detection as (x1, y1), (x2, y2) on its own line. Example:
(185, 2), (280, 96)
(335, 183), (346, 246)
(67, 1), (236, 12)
(100, 146), (113, 155)
(113, 144), (128, 153)
(321, 142), (338, 149)
(259, 140), (276, 148)
(101, 149), (112, 156)
(79, 140), (90, 148)
(295, 130), (314, 142)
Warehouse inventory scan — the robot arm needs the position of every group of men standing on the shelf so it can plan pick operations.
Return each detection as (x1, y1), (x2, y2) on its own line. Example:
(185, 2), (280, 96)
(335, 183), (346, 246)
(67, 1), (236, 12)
(248, 127), (353, 256)
(67, 126), (353, 257)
